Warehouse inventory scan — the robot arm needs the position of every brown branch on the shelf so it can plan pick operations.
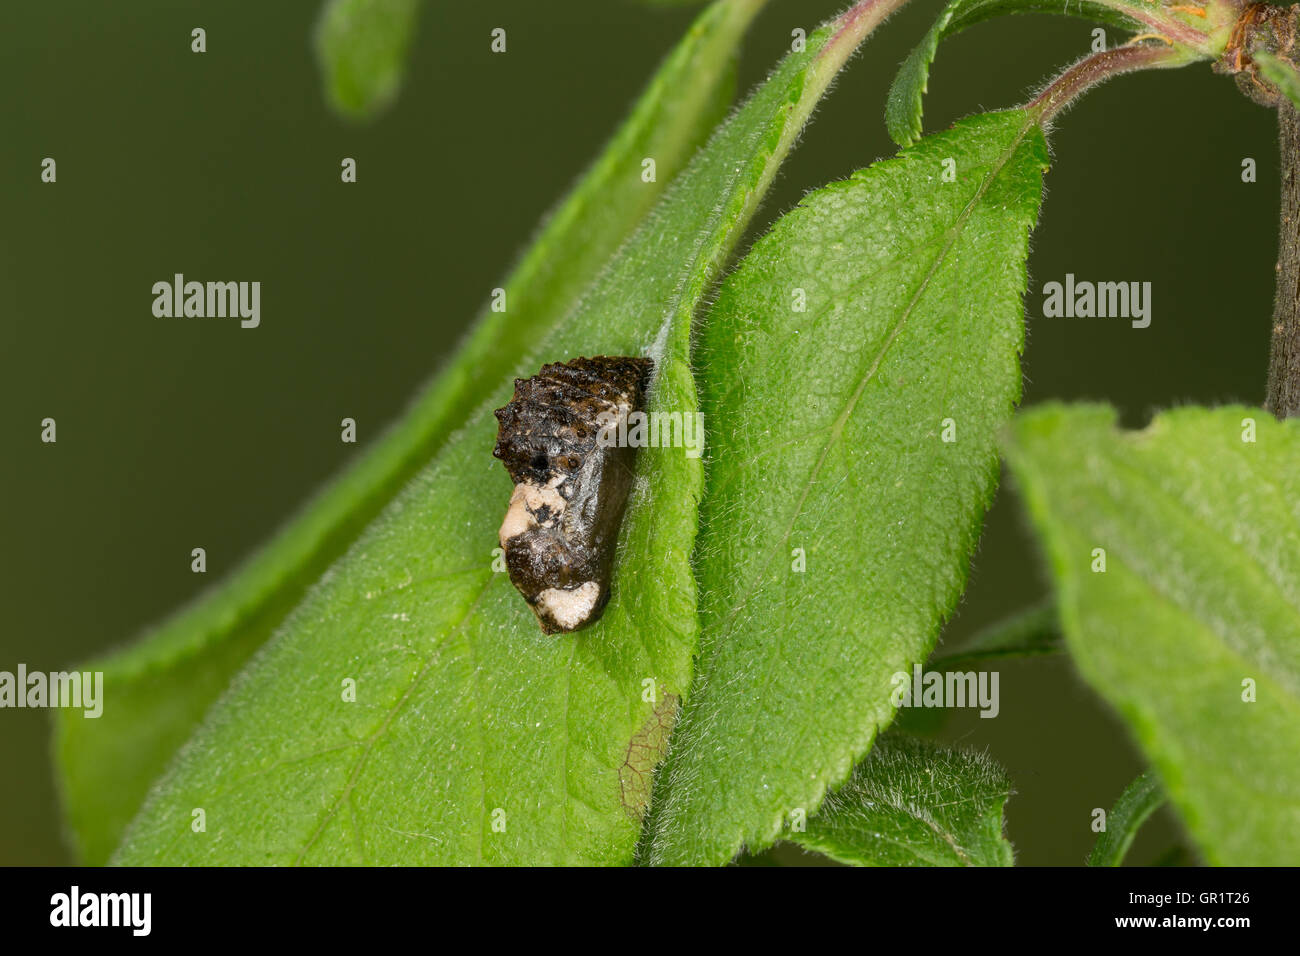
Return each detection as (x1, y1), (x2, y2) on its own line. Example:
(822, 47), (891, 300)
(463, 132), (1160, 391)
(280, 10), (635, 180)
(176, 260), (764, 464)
(1266, 99), (1300, 418)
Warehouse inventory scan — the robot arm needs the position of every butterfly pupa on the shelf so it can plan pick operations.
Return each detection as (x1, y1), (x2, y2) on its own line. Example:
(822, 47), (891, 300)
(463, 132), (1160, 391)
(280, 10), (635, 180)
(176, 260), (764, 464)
(492, 355), (653, 634)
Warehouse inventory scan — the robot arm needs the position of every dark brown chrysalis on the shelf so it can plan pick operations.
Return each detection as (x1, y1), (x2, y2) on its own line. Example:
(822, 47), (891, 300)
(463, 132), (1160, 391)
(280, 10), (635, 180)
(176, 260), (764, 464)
(493, 355), (653, 634)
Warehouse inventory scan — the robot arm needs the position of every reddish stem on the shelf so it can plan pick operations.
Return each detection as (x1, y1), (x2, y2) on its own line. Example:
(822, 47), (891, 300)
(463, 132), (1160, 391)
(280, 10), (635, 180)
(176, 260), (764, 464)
(1028, 42), (1194, 124)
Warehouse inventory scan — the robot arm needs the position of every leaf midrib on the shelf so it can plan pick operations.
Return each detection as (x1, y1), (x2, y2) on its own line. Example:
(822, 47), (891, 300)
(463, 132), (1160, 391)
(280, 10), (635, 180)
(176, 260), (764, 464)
(707, 113), (1039, 653)
(682, 117), (1039, 857)
(281, 50), (786, 866)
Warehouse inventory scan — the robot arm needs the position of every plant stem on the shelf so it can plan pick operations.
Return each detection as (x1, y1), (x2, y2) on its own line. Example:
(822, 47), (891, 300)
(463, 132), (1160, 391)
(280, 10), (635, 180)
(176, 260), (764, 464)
(928, 600), (1060, 671)
(1087, 771), (1166, 867)
(1266, 99), (1300, 419)
(1028, 43), (1196, 126)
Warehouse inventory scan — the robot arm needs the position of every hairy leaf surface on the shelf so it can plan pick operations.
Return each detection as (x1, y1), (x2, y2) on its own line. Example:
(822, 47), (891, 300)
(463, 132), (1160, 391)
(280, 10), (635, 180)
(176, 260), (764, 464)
(111, 1), (894, 866)
(790, 736), (1014, 866)
(56, 0), (766, 865)
(1006, 404), (1300, 866)
(645, 109), (1049, 864)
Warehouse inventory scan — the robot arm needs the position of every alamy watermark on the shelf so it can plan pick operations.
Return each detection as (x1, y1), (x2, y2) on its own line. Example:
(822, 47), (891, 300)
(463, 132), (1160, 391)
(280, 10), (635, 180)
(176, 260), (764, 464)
(890, 663), (1000, 718)
(50, 887), (150, 936)
(596, 410), (704, 459)
(0, 664), (103, 718)
(152, 273), (260, 328)
(1042, 274), (1152, 328)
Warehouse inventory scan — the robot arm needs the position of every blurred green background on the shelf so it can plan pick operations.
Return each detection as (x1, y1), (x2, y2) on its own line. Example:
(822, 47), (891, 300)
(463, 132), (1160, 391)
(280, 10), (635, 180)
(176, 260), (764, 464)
(0, 0), (1277, 865)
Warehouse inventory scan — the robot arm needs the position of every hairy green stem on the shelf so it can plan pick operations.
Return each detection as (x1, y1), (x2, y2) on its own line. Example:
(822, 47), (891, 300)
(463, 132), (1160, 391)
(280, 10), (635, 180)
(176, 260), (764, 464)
(1087, 771), (1167, 866)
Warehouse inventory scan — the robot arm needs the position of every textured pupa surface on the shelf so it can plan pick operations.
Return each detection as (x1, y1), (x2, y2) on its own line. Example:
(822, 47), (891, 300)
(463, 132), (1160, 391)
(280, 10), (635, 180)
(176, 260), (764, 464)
(492, 355), (653, 634)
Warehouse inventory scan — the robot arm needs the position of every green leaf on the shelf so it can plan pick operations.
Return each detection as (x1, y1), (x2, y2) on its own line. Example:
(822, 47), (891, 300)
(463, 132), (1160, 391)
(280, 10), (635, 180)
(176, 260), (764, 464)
(885, 0), (1144, 147)
(789, 735), (1014, 866)
(1005, 404), (1300, 866)
(1088, 770), (1165, 866)
(56, 0), (767, 865)
(643, 108), (1050, 865)
(111, 1), (897, 866)
(314, 0), (422, 120)
(1255, 51), (1300, 112)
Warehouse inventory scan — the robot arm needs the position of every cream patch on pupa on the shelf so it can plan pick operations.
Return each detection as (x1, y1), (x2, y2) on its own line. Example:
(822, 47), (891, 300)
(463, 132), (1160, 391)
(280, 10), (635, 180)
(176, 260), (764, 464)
(535, 581), (602, 632)
(497, 475), (566, 547)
